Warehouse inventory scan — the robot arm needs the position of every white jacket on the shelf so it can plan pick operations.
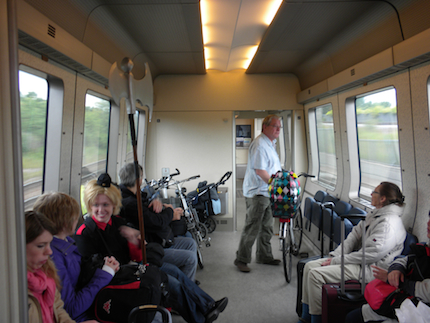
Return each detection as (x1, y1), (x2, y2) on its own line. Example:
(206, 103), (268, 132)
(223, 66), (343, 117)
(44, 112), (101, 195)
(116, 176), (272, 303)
(330, 203), (406, 283)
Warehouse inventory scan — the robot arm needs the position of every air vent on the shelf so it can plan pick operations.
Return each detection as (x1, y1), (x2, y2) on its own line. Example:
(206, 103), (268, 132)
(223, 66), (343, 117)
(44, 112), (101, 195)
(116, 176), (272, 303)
(350, 68), (355, 76)
(47, 24), (56, 38)
(18, 30), (108, 86)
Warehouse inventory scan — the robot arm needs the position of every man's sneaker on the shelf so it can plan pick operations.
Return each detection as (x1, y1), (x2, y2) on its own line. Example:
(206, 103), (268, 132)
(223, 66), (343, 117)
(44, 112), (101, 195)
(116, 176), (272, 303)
(234, 259), (251, 272)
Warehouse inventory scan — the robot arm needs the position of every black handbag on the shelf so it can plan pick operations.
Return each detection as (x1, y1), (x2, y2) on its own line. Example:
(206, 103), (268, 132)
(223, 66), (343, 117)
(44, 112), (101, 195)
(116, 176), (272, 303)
(76, 253), (105, 290)
(94, 263), (169, 323)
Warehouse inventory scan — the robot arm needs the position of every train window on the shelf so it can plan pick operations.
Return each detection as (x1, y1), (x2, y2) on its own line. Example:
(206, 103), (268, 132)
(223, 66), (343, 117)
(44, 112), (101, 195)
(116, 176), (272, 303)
(313, 103), (337, 188)
(355, 88), (401, 197)
(81, 93), (111, 187)
(19, 70), (48, 209)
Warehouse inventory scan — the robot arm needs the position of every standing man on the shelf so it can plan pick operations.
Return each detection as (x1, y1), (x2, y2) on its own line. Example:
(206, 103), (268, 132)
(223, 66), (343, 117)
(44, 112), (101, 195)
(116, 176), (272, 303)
(234, 115), (283, 273)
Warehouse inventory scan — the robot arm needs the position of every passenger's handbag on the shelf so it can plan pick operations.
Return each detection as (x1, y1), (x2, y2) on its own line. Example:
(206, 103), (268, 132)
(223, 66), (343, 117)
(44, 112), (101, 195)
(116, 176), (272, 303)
(364, 279), (397, 311)
(364, 279), (412, 318)
(93, 263), (169, 323)
(76, 253), (105, 290)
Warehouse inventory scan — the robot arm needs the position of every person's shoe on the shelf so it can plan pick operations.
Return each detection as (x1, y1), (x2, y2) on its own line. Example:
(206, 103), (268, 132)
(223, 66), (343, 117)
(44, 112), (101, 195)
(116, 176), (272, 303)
(257, 259), (281, 265)
(195, 280), (201, 285)
(234, 259), (251, 272)
(205, 297), (228, 323)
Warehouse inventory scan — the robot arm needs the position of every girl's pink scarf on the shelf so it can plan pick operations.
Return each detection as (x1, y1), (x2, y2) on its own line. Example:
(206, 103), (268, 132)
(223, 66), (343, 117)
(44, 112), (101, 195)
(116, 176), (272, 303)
(27, 269), (56, 323)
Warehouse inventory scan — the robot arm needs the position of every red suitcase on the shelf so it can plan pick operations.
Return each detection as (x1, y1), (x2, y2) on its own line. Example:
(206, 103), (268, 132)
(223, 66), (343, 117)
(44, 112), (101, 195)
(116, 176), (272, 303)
(321, 215), (366, 323)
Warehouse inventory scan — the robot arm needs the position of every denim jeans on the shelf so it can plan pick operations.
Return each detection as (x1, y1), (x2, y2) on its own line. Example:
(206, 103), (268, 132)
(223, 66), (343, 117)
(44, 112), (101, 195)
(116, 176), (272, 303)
(345, 308), (365, 323)
(236, 195), (275, 263)
(161, 262), (214, 323)
(164, 236), (198, 281)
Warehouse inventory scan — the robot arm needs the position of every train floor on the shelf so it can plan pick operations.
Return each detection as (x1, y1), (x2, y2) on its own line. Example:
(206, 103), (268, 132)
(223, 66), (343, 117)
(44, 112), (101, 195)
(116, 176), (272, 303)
(171, 193), (314, 323)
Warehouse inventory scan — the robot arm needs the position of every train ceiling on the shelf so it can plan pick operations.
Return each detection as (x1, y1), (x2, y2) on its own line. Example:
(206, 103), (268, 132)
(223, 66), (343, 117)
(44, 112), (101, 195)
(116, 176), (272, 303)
(21, 0), (430, 90)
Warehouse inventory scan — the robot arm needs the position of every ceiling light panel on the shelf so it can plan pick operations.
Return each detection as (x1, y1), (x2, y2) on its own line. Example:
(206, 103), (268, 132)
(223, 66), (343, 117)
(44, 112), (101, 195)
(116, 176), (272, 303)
(201, 0), (282, 72)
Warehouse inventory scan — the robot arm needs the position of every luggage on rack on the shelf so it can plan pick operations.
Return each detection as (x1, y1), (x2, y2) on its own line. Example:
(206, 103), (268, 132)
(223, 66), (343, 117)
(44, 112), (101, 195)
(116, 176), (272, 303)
(321, 215), (366, 323)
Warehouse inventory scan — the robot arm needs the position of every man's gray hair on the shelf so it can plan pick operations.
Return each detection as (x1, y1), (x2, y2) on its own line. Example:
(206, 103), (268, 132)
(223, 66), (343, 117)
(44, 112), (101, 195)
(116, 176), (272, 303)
(119, 163), (142, 187)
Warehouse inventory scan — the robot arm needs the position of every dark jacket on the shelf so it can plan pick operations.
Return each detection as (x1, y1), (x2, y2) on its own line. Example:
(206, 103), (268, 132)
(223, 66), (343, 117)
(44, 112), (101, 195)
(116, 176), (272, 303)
(74, 215), (137, 265)
(119, 184), (175, 246)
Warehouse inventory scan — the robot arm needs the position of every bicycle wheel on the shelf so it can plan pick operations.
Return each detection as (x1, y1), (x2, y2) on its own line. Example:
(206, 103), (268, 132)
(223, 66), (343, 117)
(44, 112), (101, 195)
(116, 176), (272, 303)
(191, 230), (204, 269)
(292, 208), (303, 256)
(197, 223), (208, 239)
(282, 222), (292, 283)
(205, 216), (216, 233)
(197, 248), (204, 269)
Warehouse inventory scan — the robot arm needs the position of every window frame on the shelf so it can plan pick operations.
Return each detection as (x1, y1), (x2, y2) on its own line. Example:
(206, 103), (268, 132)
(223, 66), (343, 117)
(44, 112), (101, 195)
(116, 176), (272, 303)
(19, 66), (65, 209)
(305, 95), (340, 193)
(339, 70), (414, 205)
(354, 87), (401, 200)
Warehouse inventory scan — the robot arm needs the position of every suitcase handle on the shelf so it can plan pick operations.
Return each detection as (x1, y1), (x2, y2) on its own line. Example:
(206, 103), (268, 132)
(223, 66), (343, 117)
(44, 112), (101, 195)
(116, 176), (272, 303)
(338, 291), (366, 303)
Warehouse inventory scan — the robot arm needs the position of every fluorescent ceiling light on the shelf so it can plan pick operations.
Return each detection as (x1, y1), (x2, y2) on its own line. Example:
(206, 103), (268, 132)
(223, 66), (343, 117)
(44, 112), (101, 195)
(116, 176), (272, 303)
(201, 0), (282, 72)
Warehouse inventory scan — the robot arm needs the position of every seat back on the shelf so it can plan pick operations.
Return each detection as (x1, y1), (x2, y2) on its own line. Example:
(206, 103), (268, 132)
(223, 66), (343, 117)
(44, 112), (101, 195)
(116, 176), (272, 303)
(334, 200), (352, 216)
(314, 190), (327, 202)
(402, 232), (418, 255)
(347, 207), (367, 225)
(322, 194), (339, 205)
(333, 216), (354, 245)
(304, 197), (314, 222)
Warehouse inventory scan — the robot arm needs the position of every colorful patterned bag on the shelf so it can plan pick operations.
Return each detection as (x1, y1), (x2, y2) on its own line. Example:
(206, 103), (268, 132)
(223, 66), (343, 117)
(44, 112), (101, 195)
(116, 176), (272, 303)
(268, 170), (300, 218)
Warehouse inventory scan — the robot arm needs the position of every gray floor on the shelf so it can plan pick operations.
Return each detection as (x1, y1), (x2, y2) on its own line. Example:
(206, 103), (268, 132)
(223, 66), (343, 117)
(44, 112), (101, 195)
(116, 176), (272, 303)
(172, 185), (313, 323)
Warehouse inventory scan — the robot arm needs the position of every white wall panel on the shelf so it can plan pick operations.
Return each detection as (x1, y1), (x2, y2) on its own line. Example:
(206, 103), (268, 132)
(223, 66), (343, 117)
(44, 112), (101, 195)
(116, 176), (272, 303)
(410, 60), (430, 241)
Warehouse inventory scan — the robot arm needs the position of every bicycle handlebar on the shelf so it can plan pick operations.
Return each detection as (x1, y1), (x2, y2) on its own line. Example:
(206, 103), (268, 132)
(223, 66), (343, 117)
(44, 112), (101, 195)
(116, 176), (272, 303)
(218, 171), (232, 185)
(297, 172), (315, 178)
(169, 168), (180, 177)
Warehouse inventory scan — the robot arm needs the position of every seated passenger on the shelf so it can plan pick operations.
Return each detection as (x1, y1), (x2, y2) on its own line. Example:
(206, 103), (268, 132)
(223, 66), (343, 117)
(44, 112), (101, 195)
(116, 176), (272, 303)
(297, 182), (407, 323)
(345, 216), (430, 323)
(118, 163), (198, 282)
(25, 210), (95, 323)
(75, 173), (228, 323)
(32, 192), (119, 322)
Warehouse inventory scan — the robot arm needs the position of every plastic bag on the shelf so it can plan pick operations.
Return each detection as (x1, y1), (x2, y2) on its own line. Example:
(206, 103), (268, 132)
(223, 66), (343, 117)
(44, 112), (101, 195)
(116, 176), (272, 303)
(395, 299), (430, 323)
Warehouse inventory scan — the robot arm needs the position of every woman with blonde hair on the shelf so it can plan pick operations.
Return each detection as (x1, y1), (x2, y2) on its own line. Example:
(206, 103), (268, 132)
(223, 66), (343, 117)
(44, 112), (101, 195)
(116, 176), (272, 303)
(75, 173), (228, 323)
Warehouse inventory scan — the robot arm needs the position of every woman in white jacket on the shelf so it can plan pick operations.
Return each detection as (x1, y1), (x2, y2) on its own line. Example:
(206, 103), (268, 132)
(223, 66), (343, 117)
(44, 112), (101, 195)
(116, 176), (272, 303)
(297, 182), (407, 323)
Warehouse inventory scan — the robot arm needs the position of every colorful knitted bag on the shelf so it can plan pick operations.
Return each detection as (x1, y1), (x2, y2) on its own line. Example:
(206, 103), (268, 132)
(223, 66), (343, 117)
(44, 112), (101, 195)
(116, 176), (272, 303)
(268, 170), (300, 218)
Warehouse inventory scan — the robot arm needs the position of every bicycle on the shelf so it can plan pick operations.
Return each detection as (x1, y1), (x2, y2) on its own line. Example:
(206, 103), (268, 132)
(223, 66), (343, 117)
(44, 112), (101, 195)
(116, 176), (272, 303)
(269, 170), (315, 283)
(156, 169), (211, 269)
(143, 170), (208, 268)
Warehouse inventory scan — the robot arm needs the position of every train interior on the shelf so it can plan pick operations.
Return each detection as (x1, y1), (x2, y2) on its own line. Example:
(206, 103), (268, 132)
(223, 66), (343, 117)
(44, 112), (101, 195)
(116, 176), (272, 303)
(2, 0), (430, 321)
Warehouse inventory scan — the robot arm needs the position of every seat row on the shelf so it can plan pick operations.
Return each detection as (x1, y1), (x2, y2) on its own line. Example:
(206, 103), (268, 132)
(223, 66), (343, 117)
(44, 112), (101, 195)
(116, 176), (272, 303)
(303, 190), (366, 251)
